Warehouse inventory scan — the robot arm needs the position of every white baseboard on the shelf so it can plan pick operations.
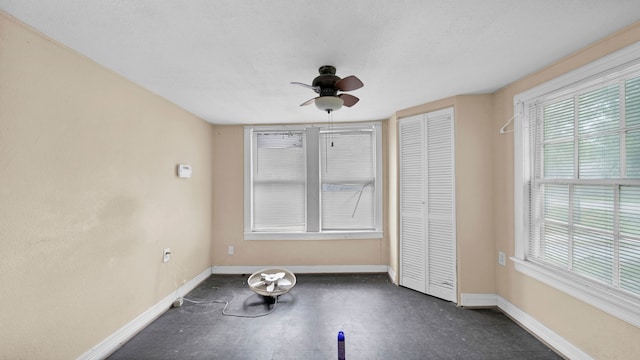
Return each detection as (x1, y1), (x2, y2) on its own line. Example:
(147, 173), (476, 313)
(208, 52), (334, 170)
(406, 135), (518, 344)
(496, 295), (592, 360)
(387, 266), (397, 284)
(460, 293), (498, 307)
(211, 264), (388, 274)
(78, 267), (212, 360)
(458, 293), (591, 359)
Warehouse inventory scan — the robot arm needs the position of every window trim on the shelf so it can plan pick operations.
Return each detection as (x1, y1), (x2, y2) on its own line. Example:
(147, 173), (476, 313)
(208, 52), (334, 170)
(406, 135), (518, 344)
(513, 41), (640, 329)
(243, 122), (383, 241)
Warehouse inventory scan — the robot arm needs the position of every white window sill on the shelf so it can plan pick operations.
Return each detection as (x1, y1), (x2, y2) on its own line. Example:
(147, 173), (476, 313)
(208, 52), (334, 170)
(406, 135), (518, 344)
(244, 230), (383, 241)
(511, 257), (640, 329)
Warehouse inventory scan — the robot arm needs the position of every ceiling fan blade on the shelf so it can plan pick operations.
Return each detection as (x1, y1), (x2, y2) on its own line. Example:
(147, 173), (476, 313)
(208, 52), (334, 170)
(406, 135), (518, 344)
(266, 283), (275, 292)
(251, 280), (265, 288)
(339, 93), (359, 107)
(300, 97), (318, 106)
(274, 272), (285, 279)
(291, 82), (320, 93)
(335, 75), (364, 92)
(278, 279), (292, 287)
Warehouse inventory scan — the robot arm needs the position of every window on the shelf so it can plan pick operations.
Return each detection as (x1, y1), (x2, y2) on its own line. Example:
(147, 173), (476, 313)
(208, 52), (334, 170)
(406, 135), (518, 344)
(514, 42), (640, 328)
(244, 122), (383, 240)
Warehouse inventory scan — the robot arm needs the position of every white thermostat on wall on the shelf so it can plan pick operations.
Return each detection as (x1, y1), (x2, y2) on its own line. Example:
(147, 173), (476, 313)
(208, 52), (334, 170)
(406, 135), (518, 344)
(177, 164), (192, 178)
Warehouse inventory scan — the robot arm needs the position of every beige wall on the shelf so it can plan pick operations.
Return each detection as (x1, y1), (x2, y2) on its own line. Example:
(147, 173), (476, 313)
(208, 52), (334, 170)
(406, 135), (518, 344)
(492, 22), (640, 359)
(211, 124), (389, 267)
(0, 13), (214, 359)
(392, 94), (496, 297)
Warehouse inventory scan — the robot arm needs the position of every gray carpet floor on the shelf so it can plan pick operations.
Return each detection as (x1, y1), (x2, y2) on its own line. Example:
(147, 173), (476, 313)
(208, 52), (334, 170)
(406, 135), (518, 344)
(107, 273), (562, 360)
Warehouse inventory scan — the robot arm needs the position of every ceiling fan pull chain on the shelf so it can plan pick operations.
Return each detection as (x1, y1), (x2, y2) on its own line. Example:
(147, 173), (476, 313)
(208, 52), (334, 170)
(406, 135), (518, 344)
(328, 110), (334, 147)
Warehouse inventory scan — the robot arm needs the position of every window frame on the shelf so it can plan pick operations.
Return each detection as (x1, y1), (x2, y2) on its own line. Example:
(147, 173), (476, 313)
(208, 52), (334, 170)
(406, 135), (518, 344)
(513, 41), (640, 329)
(244, 121), (383, 240)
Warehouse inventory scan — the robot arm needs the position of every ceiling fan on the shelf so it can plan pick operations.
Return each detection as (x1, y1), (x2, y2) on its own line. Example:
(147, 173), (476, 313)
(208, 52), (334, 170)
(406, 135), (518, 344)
(291, 65), (364, 112)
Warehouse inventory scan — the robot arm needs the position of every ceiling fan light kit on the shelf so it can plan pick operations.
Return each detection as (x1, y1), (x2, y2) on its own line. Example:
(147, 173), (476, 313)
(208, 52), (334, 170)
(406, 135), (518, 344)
(315, 96), (344, 112)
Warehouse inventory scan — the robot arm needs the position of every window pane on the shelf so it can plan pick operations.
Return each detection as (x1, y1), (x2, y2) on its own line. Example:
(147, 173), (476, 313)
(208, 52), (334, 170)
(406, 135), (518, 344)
(321, 131), (374, 181)
(543, 141), (574, 178)
(537, 184), (570, 268)
(620, 237), (640, 295)
(573, 229), (613, 285)
(626, 130), (640, 178)
(620, 186), (640, 237)
(544, 98), (574, 140)
(573, 185), (614, 232)
(626, 76), (640, 128)
(578, 134), (620, 178)
(253, 183), (305, 231)
(543, 184), (569, 223)
(571, 185), (615, 287)
(321, 130), (375, 230)
(540, 222), (569, 268)
(253, 132), (306, 231)
(255, 132), (305, 180)
(578, 84), (620, 135)
(321, 184), (374, 230)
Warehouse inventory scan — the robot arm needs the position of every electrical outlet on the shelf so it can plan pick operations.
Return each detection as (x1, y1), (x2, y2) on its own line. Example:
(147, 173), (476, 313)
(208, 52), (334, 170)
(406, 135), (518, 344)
(163, 248), (171, 263)
(498, 251), (506, 266)
(172, 297), (183, 308)
(228, 245), (234, 255)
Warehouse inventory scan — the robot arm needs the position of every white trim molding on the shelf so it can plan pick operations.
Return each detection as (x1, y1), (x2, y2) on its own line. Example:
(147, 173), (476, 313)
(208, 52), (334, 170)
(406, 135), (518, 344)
(459, 293), (593, 359)
(512, 257), (640, 329)
(78, 267), (212, 360)
(460, 293), (498, 307)
(497, 296), (593, 360)
(244, 230), (383, 241)
(387, 266), (397, 284)
(211, 264), (389, 275)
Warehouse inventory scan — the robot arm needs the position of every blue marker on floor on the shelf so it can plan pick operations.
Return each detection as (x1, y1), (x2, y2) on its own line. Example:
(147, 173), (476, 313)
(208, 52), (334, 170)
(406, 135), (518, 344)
(338, 331), (345, 360)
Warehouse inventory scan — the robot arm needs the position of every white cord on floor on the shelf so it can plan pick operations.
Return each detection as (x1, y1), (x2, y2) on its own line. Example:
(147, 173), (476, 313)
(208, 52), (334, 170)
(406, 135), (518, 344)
(182, 294), (279, 318)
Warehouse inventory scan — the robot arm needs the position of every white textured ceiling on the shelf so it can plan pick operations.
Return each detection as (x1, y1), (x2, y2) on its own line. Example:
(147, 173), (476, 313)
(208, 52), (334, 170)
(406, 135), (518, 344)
(1, 1), (639, 125)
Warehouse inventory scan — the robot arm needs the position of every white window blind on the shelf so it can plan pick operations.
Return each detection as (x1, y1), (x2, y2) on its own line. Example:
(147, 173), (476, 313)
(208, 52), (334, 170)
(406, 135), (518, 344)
(320, 129), (375, 230)
(252, 131), (306, 231)
(526, 73), (640, 299)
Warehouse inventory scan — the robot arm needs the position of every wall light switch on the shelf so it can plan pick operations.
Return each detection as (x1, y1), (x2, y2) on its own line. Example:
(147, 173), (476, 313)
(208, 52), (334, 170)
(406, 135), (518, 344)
(163, 248), (171, 263)
(228, 245), (234, 255)
(498, 251), (506, 266)
(177, 164), (192, 178)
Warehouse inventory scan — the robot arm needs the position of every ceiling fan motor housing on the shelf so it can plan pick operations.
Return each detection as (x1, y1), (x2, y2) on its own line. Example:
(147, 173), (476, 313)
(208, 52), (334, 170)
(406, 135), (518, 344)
(312, 65), (340, 96)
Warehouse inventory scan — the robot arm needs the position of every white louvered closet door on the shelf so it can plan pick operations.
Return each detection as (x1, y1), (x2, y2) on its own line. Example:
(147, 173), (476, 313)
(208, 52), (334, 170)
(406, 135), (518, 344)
(400, 108), (457, 303)
(399, 114), (427, 293)
(424, 109), (456, 302)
